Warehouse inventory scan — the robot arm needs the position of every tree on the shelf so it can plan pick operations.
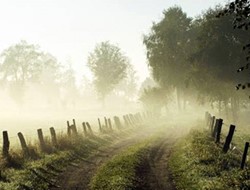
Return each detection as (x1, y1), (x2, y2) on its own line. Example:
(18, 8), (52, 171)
(0, 40), (61, 106)
(115, 63), (138, 101)
(87, 41), (128, 105)
(60, 63), (78, 109)
(218, 0), (250, 91)
(139, 87), (167, 116)
(189, 7), (250, 121)
(143, 6), (193, 111)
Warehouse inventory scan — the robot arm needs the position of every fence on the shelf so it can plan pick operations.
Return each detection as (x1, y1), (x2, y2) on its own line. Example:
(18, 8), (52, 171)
(1, 111), (154, 159)
(205, 111), (249, 169)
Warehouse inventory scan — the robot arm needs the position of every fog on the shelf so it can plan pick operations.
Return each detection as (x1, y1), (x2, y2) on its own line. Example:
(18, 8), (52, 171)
(1, 0), (250, 150)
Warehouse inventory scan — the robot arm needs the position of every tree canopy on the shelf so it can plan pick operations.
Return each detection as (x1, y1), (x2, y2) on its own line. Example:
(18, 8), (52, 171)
(87, 41), (128, 103)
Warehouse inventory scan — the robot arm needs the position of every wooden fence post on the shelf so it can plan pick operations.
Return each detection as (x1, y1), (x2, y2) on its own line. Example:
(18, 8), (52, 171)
(82, 122), (88, 136)
(17, 132), (29, 156)
(127, 115), (133, 126)
(86, 122), (93, 135)
(104, 117), (108, 129)
(50, 127), (57, 147)
(223, 125), (236, 153)
(114, 116), (122, 129)
(215, 119), (223, 143)
(123, 115), (129, 127)
(98, 118), (102, 132)
(37, 129), (46, 152)
(108, 118), (112, 130)
(67, 121), (71, 136)
(210, 116), (215, 133)
(2, 131), (9, 157)
(212, 119), (219, 137)
(72, 119), (78, 135)
(241, 142), (249, 169)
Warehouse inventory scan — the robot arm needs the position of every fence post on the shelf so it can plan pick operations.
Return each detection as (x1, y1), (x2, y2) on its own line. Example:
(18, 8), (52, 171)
(108, 118), (112, 130)
(223, 125), (236, 153)
(72, 119), (78, 135)
(241, 142), (249, 169)
(215, 119), (223, 143)
(2, 131), (9, 157)
(17, 132), (29, 156)
(104, 117), (108, 129)
(114, 116), (122, 129)
(86, 122), (93, 135)
(50, 127), (57, 147)
(123, 115), (129, 127)
(127, 115), (133, 126)
(98, 118), (102, 132)
(82, 122), (88, 136)
(67, 121), (71, 136)
(37, 129), (46, 152)
(210, 116), (215, 133)
(212, 119), (219, 137)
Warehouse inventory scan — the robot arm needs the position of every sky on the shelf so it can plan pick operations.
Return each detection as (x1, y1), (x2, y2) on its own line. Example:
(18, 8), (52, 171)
(0, 0), (228, 85)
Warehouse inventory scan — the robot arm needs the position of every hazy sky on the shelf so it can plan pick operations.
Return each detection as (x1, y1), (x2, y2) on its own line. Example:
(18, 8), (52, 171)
(0, 0), (227, 85)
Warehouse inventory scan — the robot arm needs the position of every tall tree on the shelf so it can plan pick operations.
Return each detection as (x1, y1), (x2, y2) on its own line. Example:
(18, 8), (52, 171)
(87, 41), (128, 105)
(143, 6), (192, 110)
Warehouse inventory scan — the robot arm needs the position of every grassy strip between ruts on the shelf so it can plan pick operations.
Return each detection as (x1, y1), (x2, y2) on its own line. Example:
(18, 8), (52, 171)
(169, 128), (250, 190)
(90, 139), (151, 190)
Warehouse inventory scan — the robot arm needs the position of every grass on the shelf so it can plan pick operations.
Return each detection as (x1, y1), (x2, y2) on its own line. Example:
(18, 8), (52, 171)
(0, 129), (132, 190)
(90, 140), (150, 190)
(169, 128), (250, 190)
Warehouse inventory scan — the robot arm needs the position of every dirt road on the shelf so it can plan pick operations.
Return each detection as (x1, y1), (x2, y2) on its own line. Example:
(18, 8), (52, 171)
(51, 124), (181, 190)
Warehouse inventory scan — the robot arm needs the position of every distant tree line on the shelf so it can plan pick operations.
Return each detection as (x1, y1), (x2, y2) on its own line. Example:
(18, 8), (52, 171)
(0, 40), (138, 110)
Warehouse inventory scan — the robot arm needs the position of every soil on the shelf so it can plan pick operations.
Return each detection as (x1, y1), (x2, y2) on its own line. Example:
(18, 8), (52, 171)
(50, 124), (180, 190)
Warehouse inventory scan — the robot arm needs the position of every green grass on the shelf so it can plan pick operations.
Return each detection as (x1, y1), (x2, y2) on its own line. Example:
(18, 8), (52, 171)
(0, 130), (132, 190)
(169, 128), (250, 190)
(90, 141), (150, 190)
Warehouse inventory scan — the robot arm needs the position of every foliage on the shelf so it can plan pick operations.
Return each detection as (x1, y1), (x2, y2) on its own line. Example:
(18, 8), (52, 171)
(115, 63), (138, 100)
(143, 6), (193, 110)
(169, 128), (250, 190)
(0, 40), (61, 105)
(139, 87), (168, 115)
(87, 41), (128, 102)
(217, 0), (250, 91)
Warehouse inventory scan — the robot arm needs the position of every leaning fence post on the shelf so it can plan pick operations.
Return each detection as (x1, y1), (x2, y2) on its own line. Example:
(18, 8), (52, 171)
(241, 142), (249, 169)
(2, 131), (9, 157)
(82, 122), (88, 136)
(215, 119), (223, 143)
(86, 122), (93, 135)
(17, 132), (29, 156)
(50, 127), (57, 147)
(223, 125), (236, 153)
(37, 129), (46, 152)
